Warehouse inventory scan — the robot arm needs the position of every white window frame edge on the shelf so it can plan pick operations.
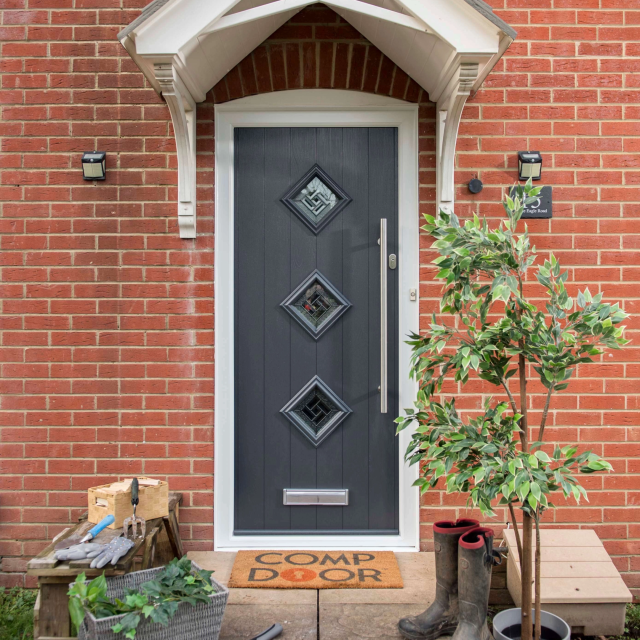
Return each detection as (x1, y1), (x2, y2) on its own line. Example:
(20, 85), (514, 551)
(214, 90), (420, 552)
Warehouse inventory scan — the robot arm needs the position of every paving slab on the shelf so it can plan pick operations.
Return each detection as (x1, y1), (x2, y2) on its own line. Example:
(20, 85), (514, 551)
(221, 604), (317, 640)
(189, 550), (235, 583)
(320, 603), (443, 639)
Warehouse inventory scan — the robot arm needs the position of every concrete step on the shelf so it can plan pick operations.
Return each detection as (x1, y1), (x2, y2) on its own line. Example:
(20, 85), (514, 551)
(188, 551), (437, 639)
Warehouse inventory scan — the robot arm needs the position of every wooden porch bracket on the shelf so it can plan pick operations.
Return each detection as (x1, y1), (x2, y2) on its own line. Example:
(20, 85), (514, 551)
(436, 61), (479, 214)
(154, 62), (197, 239)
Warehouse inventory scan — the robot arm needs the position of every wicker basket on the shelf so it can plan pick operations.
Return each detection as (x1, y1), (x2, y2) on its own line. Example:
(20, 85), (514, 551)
(76, 562), (228, 640)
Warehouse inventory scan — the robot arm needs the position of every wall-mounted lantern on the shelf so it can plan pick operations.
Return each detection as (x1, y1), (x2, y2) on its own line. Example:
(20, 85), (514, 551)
(82, 151), (107, 181)
(518, 151), (542, 181)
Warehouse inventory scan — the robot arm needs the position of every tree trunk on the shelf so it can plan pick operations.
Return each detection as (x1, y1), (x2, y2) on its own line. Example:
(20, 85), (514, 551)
(516, 315), (533, 640)
(509, 502), (523, 572)
(521, 513), (534, 640)
(534, 517), (542, 640)
(518, 351), (528, 451)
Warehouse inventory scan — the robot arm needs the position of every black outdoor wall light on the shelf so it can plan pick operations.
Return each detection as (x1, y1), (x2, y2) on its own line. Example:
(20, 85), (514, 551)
(82, 151), (107, 180)
(468, 177), (483, 194)
(518, 151), (542, 181)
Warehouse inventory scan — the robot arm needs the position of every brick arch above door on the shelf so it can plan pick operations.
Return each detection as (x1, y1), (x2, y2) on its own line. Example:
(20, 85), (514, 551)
(211, 5), (425, 105)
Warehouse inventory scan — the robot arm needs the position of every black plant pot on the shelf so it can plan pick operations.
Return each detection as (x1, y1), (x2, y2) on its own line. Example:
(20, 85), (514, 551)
(493, 608), (570, 640)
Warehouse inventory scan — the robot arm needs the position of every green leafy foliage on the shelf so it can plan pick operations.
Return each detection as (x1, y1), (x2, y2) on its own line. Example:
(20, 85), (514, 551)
(397, 180), (627, 519)
(608, 604), (640, 640)
(621, 603), (640, 639)
(0, 587), (38, 640)
(402, 397), (605, 517)
(68, 557), (217, 639)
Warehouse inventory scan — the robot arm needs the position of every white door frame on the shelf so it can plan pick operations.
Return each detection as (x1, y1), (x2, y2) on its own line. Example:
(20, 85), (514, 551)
(214, 90), (420, 552)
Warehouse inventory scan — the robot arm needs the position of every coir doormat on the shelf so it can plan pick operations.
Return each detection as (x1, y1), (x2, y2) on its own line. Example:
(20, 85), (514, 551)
(228, 550), (403, 589)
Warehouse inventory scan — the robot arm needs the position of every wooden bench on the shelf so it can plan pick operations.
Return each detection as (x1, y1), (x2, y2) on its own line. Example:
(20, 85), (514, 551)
(28, 492), (183, 640)
(504, 528), (632, 637)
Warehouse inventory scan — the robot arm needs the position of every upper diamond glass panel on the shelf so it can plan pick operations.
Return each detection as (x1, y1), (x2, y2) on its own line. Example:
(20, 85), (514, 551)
(281, 165), (352, 234)
(281, 270), (351, 339)
(291, 177), (337, 225)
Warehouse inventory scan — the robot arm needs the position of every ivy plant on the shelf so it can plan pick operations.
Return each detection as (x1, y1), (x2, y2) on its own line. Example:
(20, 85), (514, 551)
(68, 557), (217, 639)
(397, 180), (628, 640)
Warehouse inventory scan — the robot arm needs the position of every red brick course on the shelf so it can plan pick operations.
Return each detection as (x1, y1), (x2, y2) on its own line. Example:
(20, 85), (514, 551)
(0, 0), (639, 598)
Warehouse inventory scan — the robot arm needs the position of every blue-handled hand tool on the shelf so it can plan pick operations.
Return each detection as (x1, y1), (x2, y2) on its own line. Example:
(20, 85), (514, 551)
(80, 514), (115, 543)
(54, 514), (115, 550)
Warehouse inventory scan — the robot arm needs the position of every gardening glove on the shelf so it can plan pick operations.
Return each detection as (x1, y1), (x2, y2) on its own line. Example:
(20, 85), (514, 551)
(90, 537), (135, 569)
(54, 543), (106, 562)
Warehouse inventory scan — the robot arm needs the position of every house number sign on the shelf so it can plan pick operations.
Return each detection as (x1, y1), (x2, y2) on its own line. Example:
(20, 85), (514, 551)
(509, 185), (552, 219)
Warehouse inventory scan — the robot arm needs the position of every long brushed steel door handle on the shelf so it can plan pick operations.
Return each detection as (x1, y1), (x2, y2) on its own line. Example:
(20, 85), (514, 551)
(380, 218), (388, 414)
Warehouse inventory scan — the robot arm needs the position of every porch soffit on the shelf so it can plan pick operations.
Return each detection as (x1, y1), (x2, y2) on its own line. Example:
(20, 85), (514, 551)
(118, 0), (515, 238)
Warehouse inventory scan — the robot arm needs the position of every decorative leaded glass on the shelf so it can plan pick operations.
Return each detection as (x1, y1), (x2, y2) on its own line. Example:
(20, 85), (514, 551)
(281, 376), (351, 446)
(281, 270), (351, 339)
(281, 164), (352, 234)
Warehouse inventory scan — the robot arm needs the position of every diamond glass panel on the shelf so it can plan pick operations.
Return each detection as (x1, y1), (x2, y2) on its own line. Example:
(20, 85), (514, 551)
(281, 270), (351, 339)
(281, 165), (352, 234)
(297, 387), (338, 435)
(281, 376), (351, 447)
(292, 177), (337, 224)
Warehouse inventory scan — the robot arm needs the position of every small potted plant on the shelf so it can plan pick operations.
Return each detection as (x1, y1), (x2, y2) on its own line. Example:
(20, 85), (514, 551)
(397, 180), (627, 640)
(68, 557), (228, 640)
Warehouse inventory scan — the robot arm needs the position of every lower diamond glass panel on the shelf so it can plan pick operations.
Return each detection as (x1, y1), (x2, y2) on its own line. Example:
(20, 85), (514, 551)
(296, 387), (338, 435)
(281, 376), (351, 447)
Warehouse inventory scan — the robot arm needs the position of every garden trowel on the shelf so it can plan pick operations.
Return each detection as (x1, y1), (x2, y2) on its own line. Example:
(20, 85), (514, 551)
(123, 477), (146, 540)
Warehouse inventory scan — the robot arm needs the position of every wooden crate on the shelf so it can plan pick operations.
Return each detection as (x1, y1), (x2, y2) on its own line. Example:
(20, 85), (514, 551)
(88, 477), (169, 528)
(504, 528), (632, 637)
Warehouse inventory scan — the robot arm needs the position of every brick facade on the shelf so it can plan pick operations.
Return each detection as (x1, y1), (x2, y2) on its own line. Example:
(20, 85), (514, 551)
(0, 0), (639, 598)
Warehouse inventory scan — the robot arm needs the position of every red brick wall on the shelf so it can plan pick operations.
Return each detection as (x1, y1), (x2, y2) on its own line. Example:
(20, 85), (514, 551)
(1, 0), (639, 598)
(446, 0), (640, 601)
(0, 0), (218, 586)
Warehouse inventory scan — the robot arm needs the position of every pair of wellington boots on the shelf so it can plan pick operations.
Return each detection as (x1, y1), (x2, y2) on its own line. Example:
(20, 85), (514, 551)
(399, 519), (498, 640)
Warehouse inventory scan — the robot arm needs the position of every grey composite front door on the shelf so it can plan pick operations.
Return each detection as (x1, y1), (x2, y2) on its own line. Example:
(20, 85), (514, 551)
(234, 127), (399, 535)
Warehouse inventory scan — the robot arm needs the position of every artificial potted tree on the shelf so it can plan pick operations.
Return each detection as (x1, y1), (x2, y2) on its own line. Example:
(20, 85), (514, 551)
(397, 181), (627, 640)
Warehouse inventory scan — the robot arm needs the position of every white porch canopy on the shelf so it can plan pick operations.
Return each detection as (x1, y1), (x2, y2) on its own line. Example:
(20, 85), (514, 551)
(118, 0), (515, 238)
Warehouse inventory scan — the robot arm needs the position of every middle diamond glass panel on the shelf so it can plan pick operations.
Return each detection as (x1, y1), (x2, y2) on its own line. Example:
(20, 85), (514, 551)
(281, 270), (351, 339)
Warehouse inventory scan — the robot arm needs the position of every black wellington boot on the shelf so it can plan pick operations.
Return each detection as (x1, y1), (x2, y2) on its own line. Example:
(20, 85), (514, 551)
(451, 527), (501, 640)
(398, 519), (479, 640)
